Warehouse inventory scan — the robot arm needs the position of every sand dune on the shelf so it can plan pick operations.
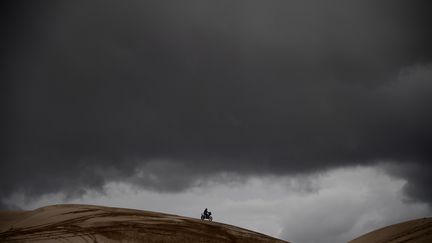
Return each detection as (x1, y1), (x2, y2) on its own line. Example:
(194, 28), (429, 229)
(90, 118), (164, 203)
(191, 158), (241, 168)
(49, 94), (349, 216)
(0, 204), (288, 243)
(349, 217), (432, 243)
(2, 204), (430, 243)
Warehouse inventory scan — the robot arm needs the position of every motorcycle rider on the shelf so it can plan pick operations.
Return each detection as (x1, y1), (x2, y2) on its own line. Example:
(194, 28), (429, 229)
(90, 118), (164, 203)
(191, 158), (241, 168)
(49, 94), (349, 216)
(203, 208), (208, 217)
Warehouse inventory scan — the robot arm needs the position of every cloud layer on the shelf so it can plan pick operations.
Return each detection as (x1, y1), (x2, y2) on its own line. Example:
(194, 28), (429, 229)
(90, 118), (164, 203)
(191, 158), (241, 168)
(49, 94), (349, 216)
(1, 0), (432, 207)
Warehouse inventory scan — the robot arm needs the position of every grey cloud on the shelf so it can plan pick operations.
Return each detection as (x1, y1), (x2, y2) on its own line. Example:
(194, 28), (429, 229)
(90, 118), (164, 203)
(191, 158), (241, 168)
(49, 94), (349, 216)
(383, 162), (432, 206)
(1, 0), (432, 205)
(0, 201), (21, 211)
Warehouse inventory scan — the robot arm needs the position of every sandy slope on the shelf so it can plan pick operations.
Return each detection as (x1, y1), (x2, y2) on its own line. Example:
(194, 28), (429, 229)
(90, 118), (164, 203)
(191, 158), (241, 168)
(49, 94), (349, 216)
(349, 217), (432, 243)
(0, 204), (288, 243)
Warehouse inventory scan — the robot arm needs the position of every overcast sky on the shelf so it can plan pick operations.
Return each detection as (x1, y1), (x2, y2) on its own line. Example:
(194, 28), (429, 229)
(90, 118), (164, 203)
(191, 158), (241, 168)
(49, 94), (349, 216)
(1, 1), (432, 243)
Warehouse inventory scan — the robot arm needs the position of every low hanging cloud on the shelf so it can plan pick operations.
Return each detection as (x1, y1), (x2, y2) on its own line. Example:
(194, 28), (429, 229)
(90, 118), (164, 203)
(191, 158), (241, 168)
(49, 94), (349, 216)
(1, 0), (432, 208)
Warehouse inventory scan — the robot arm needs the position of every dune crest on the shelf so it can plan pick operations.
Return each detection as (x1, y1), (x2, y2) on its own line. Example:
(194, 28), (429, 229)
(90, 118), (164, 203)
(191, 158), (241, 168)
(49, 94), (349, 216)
(349, 217), (432, 243)
(0, 204), (288, 243)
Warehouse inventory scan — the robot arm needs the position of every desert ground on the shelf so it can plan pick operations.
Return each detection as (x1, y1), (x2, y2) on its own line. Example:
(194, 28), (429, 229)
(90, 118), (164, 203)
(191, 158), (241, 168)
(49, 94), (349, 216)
(349, 217), (432, 243)
(0, 204), (288, 243)
(1, 204), (431, 243)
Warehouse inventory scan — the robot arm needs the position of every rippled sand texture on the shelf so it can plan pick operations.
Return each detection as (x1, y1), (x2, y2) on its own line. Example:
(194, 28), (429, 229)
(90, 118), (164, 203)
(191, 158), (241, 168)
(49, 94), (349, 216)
(0, 204), (289, 243)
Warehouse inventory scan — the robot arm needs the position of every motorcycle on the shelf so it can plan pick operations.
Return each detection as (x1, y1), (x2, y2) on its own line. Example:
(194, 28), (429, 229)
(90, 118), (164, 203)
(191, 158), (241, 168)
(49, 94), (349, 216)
(201, 211), (213, 221)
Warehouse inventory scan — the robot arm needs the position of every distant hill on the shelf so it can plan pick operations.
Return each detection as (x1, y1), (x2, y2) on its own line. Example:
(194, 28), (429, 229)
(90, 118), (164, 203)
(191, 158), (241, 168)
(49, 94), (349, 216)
(349, 217), (432, 243)
(0, 204), (289, 243)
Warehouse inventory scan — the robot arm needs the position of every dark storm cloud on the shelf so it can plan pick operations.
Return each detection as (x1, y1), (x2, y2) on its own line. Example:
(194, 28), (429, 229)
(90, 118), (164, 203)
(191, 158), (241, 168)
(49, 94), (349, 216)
(1, 1), (431, 204)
